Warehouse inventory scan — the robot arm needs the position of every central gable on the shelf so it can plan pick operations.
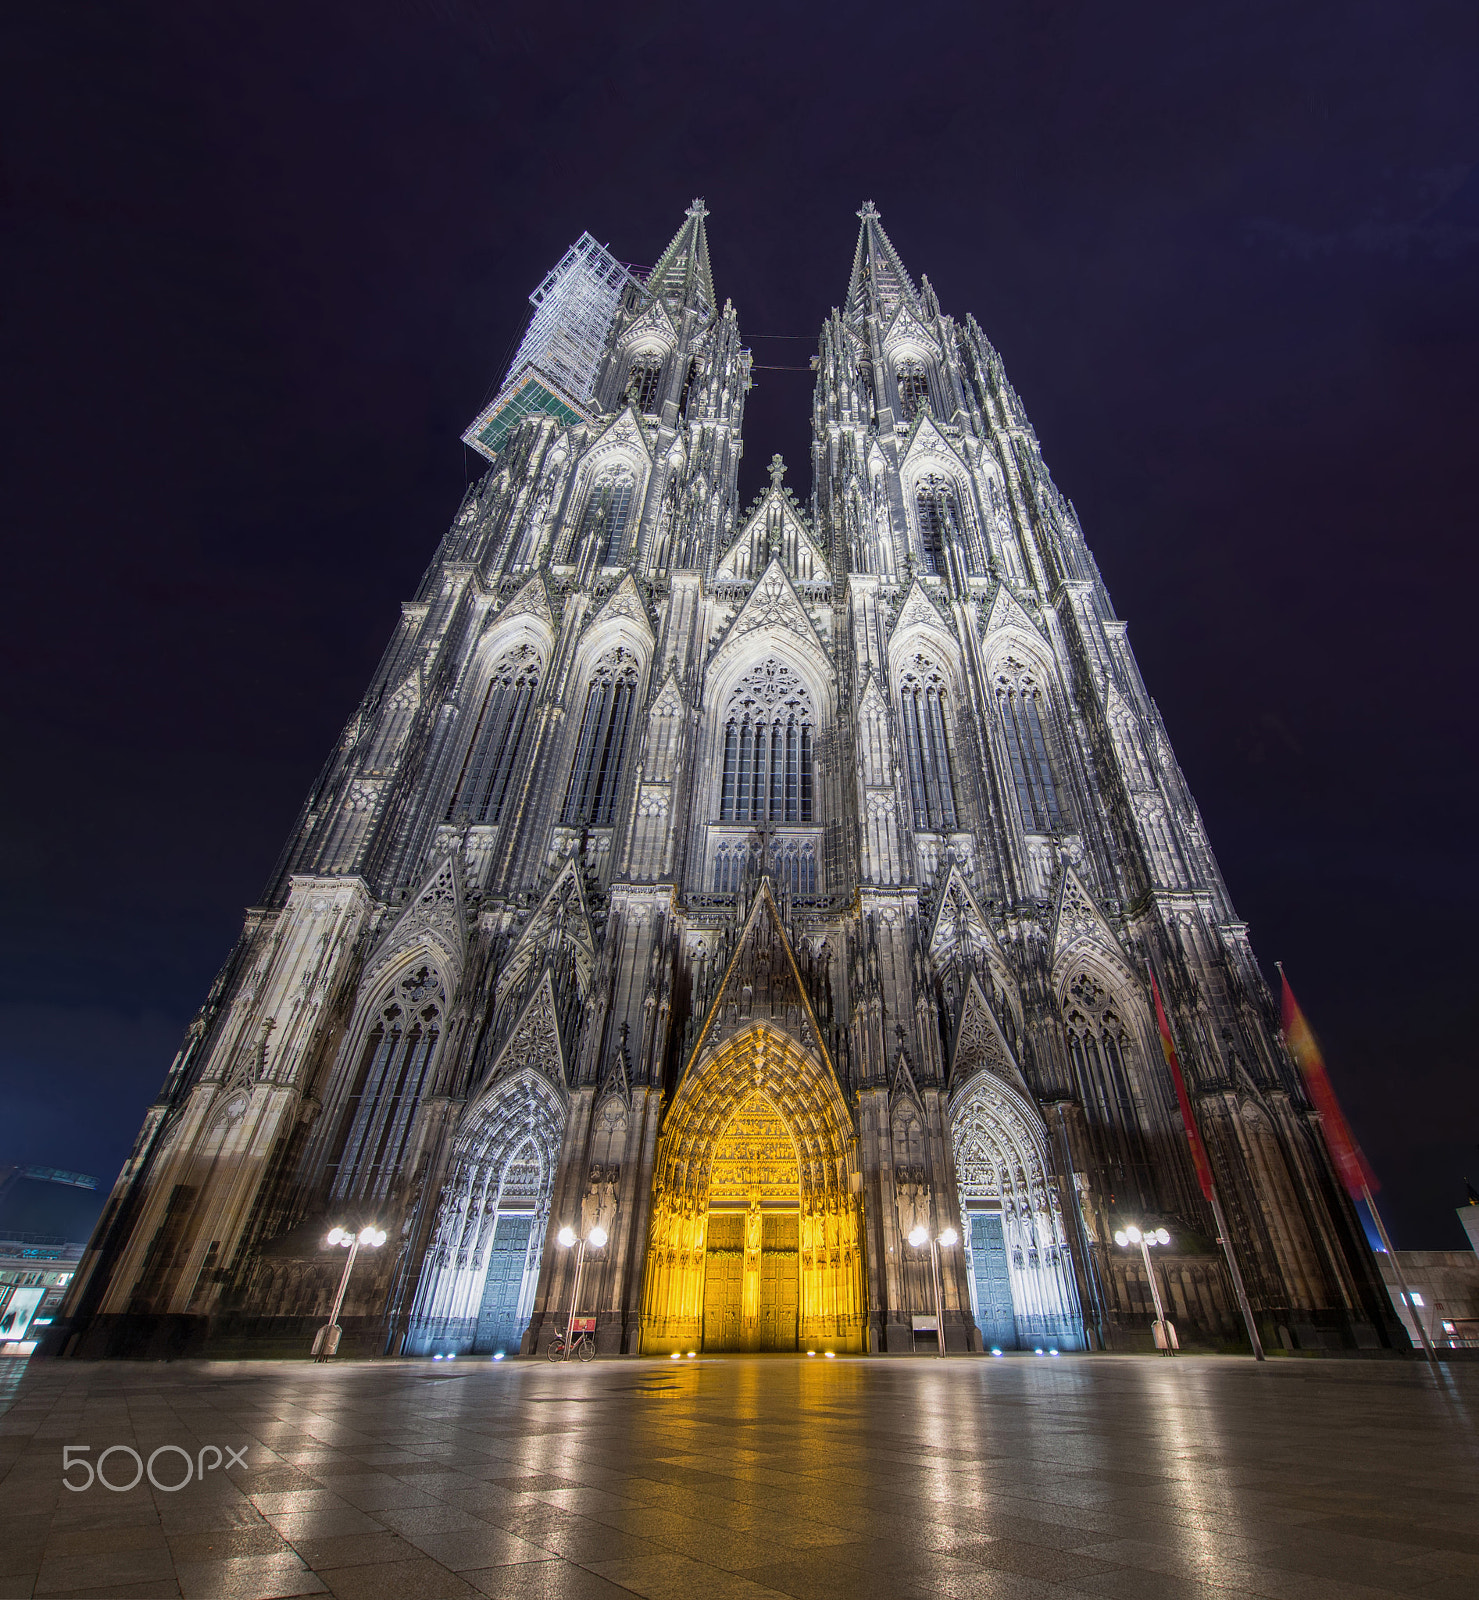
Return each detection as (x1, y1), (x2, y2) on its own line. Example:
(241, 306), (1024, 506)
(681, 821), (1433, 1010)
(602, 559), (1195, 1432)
(683, 879), (836, 1088)
(711, 558), (828, 678)
(716, 486), (831, 588)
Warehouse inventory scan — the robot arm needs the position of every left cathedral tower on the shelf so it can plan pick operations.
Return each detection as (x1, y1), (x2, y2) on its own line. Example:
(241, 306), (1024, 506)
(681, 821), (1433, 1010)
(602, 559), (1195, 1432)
(58, 201), (752, 1358)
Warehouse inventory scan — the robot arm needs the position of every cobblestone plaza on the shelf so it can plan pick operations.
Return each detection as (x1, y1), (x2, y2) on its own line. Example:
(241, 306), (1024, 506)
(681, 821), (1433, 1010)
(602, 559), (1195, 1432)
(1, 1354), (1476, 1599)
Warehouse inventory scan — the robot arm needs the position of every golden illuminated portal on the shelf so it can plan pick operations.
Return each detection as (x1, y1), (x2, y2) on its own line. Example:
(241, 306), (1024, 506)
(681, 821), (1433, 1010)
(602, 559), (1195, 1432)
(704, 1094), (800, 1349)
(641, 1024), (866, 1354)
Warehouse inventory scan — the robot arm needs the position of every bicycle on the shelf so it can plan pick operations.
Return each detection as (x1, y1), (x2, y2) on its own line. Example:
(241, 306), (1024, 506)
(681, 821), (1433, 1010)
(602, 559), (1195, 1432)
(547, 1329), (595, 1362)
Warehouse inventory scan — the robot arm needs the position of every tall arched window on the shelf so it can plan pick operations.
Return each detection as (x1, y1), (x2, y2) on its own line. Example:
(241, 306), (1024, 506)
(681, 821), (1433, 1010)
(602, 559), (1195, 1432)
(446, 644), (541, 824)
(1060, 968), (1150, 1207)
(896, 358), (930, 423)
(718, 658), (815, 824)
(327, 966), (445, 1200)
(898, 653), (958, 832)
(627, 355), (664, 413)
(994, 657), (1065, 831)
(579, 469), (636, 565)
(915, 475), (961, 577)
(563, 646), (640, 826)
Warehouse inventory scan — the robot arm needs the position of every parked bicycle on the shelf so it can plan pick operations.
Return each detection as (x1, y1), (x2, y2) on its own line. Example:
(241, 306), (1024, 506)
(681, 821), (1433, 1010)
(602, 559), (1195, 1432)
(547, 1327), (595, 1362)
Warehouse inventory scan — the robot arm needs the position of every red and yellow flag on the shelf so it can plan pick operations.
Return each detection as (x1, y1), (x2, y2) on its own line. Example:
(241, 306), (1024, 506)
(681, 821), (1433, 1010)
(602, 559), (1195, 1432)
(1149, 967), (1215, 1201)
(1279, 968), (1376, 1198)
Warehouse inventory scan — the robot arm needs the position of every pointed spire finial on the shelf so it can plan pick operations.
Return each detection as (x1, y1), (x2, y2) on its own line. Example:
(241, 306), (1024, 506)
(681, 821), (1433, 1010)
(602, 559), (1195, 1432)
(768, 453), (787, 489)
(845, 202), (917, 322)
(648, 200), (716, 311)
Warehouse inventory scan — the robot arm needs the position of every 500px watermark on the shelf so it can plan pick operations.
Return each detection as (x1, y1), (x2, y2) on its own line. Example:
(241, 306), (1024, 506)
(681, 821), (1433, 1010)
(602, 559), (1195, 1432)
(62, 1444), (249, 1492)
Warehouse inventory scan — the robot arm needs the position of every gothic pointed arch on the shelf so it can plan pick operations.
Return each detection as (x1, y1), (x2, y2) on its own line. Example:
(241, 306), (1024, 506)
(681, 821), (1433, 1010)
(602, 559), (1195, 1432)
(643, 1019), (865, 1354)
(581, 571), (657, 652)
(982, 583), (1049, 647)
(561, 413), (654, 563)
(445, 641), (546, 826)
(683, 880), (834, 1082)
(406, 1063), (566, 1357)
(492, 573), (556, 636)
(1050, 866), (1133, 984)
(890, 1046), (924, 1111)
(562, 614), (651, 830)
(888, 577), (956, 657)
(713, 656), (817, 829)
(889, 637), (963, 836)
(711, 556), (828, 668)
(363, 855), (465, 994)
(899, 413), (968, 475)
(618, 296), (678, 355)
(949, 1071), (1085, 1350)
(988, 647), (1069, 834)
(311, 958), (452, 1203)
(881, 302), (944, 361)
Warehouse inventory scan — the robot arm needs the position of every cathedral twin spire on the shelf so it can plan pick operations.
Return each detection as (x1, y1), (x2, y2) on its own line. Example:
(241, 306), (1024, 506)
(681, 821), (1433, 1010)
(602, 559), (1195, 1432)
(645, 198), (717, 314)
(845, 200), (920, 323)
(645, 196), (920, 330)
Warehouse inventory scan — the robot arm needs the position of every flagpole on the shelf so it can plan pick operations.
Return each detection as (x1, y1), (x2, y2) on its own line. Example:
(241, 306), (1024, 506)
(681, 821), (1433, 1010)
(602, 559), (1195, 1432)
(1276, 963), (1437, 1367)
(1360, 1180), (1436, 1365)
(1204, 1180), (1265, 1361)
(1148, 963), (1265, 1360)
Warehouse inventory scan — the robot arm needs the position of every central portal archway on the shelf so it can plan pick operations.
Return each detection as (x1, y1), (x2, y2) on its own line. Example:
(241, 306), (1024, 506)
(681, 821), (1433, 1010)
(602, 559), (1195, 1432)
(641, 1023), (865, 1354)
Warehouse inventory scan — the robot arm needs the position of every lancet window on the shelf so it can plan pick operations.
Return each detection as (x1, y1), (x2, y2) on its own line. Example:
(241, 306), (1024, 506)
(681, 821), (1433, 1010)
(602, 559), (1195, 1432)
(994, 657), (1065, 831)
(327, 966), (445, 1200)
(897, 359), (931, 423)
(563, 646), (640, 827)
(1060, 970), (1147, 1197)
(712, 837), (817, 896)
(717, 658), (815, 824)
(445, 645), (541, 824)
(627, 355), (664, 413)
(915, 475), (961, 577)
(678, 358), (699, 415)
(898, 653), (958, 832)
(579, 469), (636, 565)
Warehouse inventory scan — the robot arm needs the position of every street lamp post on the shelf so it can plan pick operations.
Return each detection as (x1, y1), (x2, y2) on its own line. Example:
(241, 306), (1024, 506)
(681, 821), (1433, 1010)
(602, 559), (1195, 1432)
(313, 1225), (386, 1361)
(908, 1224), (958, 1356)
(555, 1223), (608, 1359)
(1115, 1225), (1175, 1354)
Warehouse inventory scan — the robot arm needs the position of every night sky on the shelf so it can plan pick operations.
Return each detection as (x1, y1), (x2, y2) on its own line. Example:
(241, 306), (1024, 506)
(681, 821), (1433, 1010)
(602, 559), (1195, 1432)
(5, 2), (1476, 1248)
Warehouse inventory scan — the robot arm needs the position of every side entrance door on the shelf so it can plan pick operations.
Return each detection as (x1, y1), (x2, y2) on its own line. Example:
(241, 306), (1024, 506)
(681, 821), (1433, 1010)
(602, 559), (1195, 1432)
(969, 1211), (1018, 1350)
(474, 1214), (533, 1354)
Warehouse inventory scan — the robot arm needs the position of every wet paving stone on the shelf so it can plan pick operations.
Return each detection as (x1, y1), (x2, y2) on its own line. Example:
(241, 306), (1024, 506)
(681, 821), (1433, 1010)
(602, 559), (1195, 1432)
(0, 1354), (1475, 1599)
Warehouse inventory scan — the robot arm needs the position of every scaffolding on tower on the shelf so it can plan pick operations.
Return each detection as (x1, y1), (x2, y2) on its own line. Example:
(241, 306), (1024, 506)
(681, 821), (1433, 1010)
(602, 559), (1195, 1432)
(463, 233), (643, 461)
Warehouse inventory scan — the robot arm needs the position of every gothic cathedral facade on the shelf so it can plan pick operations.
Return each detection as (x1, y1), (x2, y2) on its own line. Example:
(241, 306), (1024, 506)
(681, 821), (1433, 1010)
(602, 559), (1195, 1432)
(57, 203), (1401, 1360)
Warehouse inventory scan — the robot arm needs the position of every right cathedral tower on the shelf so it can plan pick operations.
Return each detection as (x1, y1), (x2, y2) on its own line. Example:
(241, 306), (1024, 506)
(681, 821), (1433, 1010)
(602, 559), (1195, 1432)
(815, 202), (1391, 1353)
(59, 199), (1399, 1361)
